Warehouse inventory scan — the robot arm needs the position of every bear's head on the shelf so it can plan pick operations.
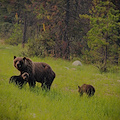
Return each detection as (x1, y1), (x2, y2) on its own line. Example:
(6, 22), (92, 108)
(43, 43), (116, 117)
(14, 56), (26, 71)
(78, 86), (82, 93)
(22, 72), (29, 81)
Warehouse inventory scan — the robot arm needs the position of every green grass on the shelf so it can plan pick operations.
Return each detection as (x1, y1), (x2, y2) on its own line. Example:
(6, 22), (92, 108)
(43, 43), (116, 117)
(0, 43), (120, 120)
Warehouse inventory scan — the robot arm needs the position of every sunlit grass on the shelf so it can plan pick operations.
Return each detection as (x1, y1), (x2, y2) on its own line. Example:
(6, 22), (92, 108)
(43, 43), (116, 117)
(0, 44), (120, 120)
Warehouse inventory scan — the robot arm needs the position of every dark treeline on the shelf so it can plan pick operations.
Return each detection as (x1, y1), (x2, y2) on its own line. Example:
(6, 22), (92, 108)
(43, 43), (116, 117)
(0, 0), (120, 71)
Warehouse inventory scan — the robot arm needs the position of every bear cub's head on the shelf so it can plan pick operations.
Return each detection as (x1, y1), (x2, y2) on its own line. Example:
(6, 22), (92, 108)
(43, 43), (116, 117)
(78, 86), (82, 93)
(22, 72), (29, 81)
(14, 56), (26, 71)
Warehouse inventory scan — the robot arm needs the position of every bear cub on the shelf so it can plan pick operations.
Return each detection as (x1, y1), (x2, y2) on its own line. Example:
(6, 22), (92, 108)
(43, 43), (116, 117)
(78, 84), (95, 97)
(9, 72), (29, 88)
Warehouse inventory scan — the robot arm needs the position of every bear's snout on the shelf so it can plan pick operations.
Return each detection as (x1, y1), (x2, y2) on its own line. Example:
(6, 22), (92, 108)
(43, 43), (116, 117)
(17, 63), (22, 68)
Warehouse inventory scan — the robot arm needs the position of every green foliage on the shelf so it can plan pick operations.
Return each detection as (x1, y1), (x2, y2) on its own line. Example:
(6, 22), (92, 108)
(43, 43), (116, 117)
(80, 0), (120, 71)
(0, 22), (13, 39)
(5, 23), (23, 45)
(26, 31), (55, 57)
(0, 44), (120, 120)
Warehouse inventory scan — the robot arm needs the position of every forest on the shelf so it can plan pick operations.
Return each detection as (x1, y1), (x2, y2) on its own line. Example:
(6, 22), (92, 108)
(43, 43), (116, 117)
(0, 0), (120, 72)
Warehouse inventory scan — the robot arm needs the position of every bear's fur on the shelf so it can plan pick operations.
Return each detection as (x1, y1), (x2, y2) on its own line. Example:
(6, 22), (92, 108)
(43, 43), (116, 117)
(78, 84), (95, 97)
(13, 56), (56, 89)
(9, 72), (29, 88)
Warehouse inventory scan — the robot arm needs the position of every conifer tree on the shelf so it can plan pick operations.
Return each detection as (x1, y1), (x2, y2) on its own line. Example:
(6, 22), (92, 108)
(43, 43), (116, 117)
(87, 0), (120, 71)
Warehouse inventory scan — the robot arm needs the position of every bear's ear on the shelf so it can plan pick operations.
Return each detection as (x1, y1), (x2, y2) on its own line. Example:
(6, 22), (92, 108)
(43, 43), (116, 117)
(23, 57), (26, 61)
(78, 86), (80, 89)
(14, 56), (16, 59)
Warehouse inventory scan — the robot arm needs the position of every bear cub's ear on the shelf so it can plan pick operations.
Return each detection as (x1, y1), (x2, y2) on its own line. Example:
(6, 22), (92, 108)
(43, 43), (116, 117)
(14, 56), (16, 59)
(78, 86), (80, 89)
(23, 57), (26, 61)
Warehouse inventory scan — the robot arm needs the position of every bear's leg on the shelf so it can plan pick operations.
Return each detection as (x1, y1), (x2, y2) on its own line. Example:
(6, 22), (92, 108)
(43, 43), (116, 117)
(79, 92), (83, 96)
(45, 77), (54, 90)
(46, 80), (53, 90)
(41, 79), (53, 90)
(91, 88), (95, 96)
(9, 76), (16, 83)
(28, 80), (36, 87)
(41, 78), (50, 90)
(27, 75), (36, 87)
(41, 83), (48, 90)
(45, 72), (55, 90)
(87, 89), (94, 97)
(18, 79), (27, 88)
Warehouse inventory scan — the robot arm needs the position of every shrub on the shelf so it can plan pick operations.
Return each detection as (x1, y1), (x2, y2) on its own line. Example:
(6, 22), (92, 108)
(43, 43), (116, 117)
(5, 23), (22, 45)
(25, 32), (55, 57)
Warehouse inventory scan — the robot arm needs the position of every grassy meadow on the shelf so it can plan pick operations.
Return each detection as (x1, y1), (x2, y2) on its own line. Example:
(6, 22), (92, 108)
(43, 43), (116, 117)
(0, 43), (120, 120)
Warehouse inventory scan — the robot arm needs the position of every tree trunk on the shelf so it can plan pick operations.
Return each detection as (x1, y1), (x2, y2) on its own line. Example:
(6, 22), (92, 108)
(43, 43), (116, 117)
(103, 45), (107, 71)
(22, 12), (27, 48)
(63, 0), (70, 60)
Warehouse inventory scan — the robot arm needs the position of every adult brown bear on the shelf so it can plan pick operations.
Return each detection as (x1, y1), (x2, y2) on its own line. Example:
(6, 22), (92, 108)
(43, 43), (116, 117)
(78, 84), (95, 97)
(13, 56), (56, 90)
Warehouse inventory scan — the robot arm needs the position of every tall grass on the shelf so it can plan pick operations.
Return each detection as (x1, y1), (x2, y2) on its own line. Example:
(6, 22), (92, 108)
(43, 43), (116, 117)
(0, 44), (120, 120)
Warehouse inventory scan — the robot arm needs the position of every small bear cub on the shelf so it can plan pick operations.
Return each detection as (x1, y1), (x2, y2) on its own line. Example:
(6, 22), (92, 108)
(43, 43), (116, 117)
(78, 84), (95, 97)
(9, 72), (29, 88)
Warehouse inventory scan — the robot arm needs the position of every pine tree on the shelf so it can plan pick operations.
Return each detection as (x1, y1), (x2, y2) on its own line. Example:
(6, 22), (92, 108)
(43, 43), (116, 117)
(87, 0), (120, 71)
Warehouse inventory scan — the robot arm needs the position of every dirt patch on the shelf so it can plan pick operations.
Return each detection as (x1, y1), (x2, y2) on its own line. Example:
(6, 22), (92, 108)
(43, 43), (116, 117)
(117, 80), (120, 82)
